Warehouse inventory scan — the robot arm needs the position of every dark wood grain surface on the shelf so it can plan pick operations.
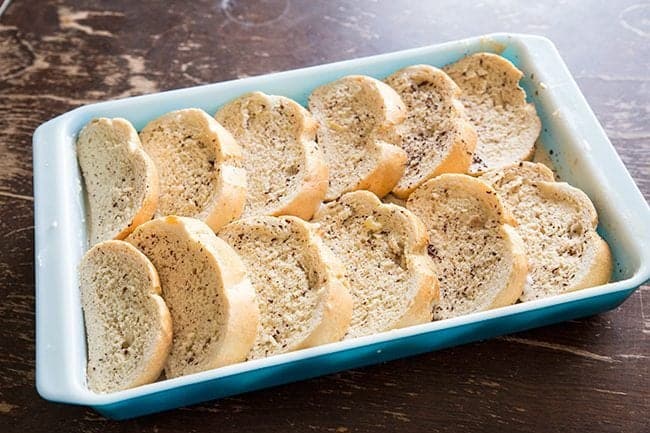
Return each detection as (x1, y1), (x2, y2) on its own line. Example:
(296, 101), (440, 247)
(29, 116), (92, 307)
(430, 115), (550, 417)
(1, 0), (648, 431)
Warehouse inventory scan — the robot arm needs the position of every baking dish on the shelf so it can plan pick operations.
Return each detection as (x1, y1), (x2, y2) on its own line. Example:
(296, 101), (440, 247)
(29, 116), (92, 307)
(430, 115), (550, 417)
(33, 33), (650, 420)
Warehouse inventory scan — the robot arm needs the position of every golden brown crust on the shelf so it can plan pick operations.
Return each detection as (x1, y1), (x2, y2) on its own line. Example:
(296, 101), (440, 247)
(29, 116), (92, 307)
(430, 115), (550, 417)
(354, 140), (408, 199)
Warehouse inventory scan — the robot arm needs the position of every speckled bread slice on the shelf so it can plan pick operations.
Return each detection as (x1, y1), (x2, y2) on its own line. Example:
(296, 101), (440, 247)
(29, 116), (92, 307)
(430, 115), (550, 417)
(385, 65), (477, 198)
(127, 216), (259, 378)
(480, 162), (612, 301)
(444, 53), (541, 174)
(312, 191), (439, 338)
(216, 92), (328, 219)
(219, 216), (352, 359)
(139, 109), (247, 231)
(79, 240), (172, 393)
(77, 118), (159, 245)
(309, 75), (408, 200)
(407, 174), (527, 320)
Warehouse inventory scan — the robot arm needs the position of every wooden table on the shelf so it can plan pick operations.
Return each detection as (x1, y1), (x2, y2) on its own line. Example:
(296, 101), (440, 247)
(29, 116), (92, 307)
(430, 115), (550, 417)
(1, 1), (648, 431)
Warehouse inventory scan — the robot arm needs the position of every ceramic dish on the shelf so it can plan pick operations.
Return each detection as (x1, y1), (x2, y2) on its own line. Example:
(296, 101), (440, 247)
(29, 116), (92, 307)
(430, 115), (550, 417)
(33, 33), (650, 419)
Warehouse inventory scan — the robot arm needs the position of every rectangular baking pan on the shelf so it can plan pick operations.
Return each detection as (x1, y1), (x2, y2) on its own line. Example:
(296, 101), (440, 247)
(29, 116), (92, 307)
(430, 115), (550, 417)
(33, 33), (650, 420)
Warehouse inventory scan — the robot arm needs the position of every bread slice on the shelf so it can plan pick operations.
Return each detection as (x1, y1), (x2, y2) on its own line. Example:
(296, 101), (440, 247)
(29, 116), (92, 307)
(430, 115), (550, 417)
(385, 65), (477, 198)
(77, 118), (159, 245)
(216, 92), (328, 219)
(312, 191), (438, 338)
(407, 174), (527, 320)
(219, 216), (352, 359)
(308, 75), (408, 200)
(444, 53), (541, 174)
(139, 109), (247, 231)
(79, 240), (172, 393)
(126, 216), (259, 378)
(480, 162), (612, 301)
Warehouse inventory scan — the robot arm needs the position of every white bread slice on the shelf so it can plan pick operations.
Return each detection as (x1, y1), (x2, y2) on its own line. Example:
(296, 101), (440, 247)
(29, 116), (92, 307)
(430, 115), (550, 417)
(407, 174), (528, 320)
(312, 191), (439, 338)
(126, 216), (259, 378)
(77, 118), (159, 245)
(480, 162), (612, 301)
(308, 75), (408, 200)
(79, 240), (172, 393)
(385, 65), (477, 198)
(444, 53), (541, 174)
(216, 92), (328, 220)
(219, 216), (352, 359)
(139, 109), (247, 231)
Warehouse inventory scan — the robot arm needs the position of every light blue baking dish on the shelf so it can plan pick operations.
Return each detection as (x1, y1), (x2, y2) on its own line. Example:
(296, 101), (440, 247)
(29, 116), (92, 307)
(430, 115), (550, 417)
(33, 33), (650, 420)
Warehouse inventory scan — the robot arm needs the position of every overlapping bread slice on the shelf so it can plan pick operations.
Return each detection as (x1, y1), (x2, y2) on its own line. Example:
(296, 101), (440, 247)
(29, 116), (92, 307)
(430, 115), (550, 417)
(127, 216), (259, 378)
(312, 191), (439, 338)
(444, 53), (541, 174)
(407, 174), (527, 320)
(77, 118), (159, 245)
(139, 109), (247, 231)
(216, 92), (328, 219)
(79, 240), (172, 392)
(219, 216), (352, 359)
(309, 75), (408, 200)
(385, 65), (477, 198)
(480, 162), (612, 301)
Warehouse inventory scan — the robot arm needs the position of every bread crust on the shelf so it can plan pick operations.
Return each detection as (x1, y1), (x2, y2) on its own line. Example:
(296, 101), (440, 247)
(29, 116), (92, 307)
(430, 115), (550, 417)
(219, 216), (352, 358)
(313, 190), (439, 337)
(385, 65), (477, 198)
(139, 109), (247, 232)
(407, 174), (527, 319)
(127, 216), (259, 378)
(309, 75), (408, 201)
(216, 92), (328, 220)
(79, 240), (172, 392)
(77, 118), (159, 244)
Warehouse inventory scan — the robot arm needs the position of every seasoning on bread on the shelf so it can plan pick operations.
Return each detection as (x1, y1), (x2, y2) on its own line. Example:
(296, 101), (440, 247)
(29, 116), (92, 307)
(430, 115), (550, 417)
(216, 92), (328, 220)
(385, 65), (477, 198)
(139, 108), (247, 231)
(219, 216), (352, 359)
(309, 75), (408, 200)
(444, 53), (541, 174)
(79, 240), (172, 392)
(407, 174), (528, 319)
(480, 162), (612, 301)
(313, 190), (439, 337)
(77, 117), (158, 245)
(127, 216), (259, 378)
